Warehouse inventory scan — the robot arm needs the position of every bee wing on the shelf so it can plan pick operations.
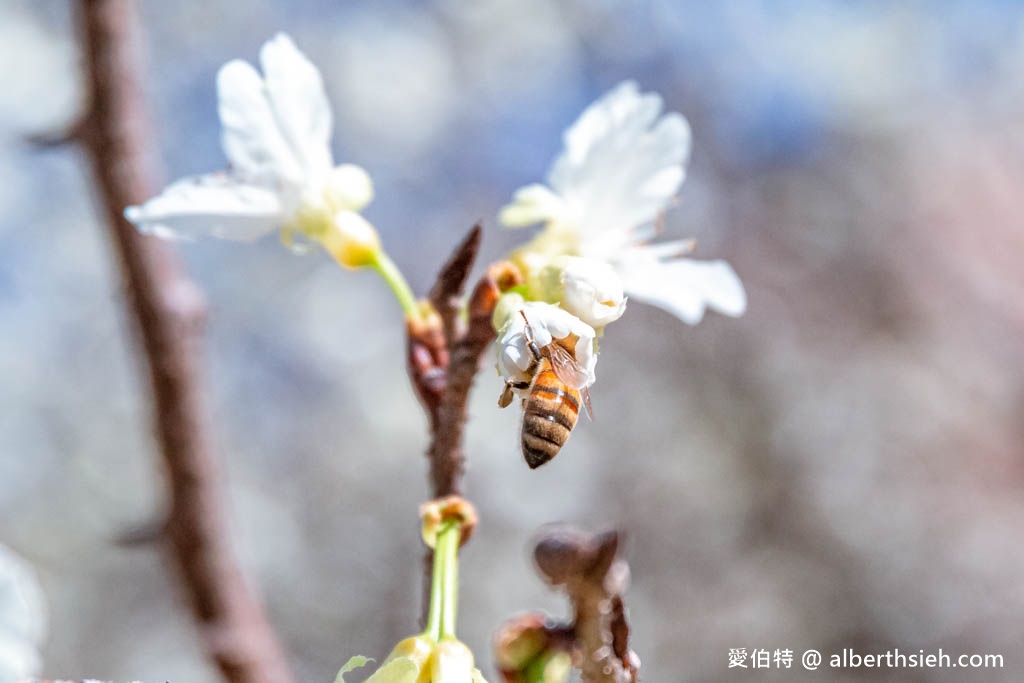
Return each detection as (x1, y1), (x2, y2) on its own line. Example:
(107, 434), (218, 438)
(547, 343), (591, 390)
(580, 386), (594, 422)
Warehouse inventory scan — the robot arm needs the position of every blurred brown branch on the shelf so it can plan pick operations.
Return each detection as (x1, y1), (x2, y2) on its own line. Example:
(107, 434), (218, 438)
(496, 528), (639, 683)
(71, 1), (293, 682)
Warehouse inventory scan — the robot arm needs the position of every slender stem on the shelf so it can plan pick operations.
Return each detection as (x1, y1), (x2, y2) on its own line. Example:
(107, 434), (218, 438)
(424, 527), (447, 643)
(438, 522), (460, 638)
(372, 250), (420, 320)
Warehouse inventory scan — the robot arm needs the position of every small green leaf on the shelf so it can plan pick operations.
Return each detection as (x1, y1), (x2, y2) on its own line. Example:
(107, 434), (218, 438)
(334, 655), (373, 683)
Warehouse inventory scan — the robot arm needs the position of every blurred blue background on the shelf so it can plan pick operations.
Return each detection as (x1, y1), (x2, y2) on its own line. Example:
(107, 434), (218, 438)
(3, 1), (1024, 681)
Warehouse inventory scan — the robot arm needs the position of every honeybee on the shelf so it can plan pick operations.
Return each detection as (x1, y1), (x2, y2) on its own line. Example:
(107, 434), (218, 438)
(498, 311), (594, 469)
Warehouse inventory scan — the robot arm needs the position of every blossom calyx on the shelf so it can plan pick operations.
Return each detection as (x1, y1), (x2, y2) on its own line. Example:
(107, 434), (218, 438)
(420, 496), (478, 549)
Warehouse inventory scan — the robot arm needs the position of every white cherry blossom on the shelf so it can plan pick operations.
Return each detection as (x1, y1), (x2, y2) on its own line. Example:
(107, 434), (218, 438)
(125, 34), (378, 267)
(500, 81), (746, 325)
(496, 301), (597, 392)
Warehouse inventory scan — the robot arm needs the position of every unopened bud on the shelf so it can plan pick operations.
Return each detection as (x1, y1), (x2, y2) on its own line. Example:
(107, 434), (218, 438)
(383, 635), (435, 668)
(431, 638), (475, 683)
(493, 613), (549, 670)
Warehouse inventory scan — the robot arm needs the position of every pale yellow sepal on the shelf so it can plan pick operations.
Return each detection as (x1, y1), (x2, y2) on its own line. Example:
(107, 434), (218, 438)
(320, 210), (382, 269)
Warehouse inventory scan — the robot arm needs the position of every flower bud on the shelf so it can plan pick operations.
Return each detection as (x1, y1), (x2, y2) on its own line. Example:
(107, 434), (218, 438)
(559, 256), (626, 328)
(383, 635), (436, 669)
(325, 163), (375, 212)
(431, 638), (475, 683)
(319, 210), (382, 269)
(493, 613), (549, 671)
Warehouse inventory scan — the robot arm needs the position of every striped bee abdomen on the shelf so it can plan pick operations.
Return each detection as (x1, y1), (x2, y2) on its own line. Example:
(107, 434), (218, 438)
(521, 366), (581, 469)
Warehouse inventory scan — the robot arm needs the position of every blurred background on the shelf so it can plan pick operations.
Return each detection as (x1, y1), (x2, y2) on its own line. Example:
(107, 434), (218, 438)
(3, 1), (1024, 681)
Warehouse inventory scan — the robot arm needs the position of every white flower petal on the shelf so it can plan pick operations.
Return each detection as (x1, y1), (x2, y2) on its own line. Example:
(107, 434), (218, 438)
(125, 174), (284, 242)
(259, 34), (334, 181)
(546, 82), (692, 257)
(560, 256), (627, 328)
(325, 164), (374, 212)
(496, 302), (598, 389)
(217, 60), (306, 188)
(617, 253), (746, 325)
(498, 184), (567, 228)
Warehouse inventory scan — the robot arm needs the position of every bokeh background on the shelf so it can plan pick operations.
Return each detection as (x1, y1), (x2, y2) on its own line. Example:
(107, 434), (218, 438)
(3, 1), (1024, 681)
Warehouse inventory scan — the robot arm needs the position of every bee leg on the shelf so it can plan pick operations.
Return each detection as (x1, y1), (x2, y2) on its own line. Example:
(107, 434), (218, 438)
(519, 310), (544, 362)
(498, 380), (531, 408)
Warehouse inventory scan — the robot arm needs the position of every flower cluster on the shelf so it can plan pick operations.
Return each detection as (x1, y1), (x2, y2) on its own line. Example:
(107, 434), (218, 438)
(493, 81), (746, 402)
(123, 35), (745, 405)
(121, 33), (748, 680)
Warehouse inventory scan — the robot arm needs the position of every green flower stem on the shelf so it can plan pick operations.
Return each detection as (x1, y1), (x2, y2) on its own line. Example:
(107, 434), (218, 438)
(371, 250), (419, 321)
(425, 532), (445, 642)
(438, 521), (460, 639)
(425, 520), (461, 642)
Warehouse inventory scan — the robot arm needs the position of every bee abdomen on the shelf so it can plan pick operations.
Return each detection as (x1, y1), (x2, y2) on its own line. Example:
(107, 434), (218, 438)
(521, 372), (580, 469)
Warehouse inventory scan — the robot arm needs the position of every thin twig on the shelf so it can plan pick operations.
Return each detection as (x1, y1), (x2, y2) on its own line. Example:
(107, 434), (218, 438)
(427, 258), (518, 496)
(72, 2), (293, 682)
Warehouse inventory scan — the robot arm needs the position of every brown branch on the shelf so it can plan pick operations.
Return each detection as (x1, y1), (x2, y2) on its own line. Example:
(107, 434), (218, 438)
(409, 224), (523, 498)
(427, 258), (520, 496)
(496, 527), (639, 683)
(407, 225), (481, 432)
(72, 2), (293, 682)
